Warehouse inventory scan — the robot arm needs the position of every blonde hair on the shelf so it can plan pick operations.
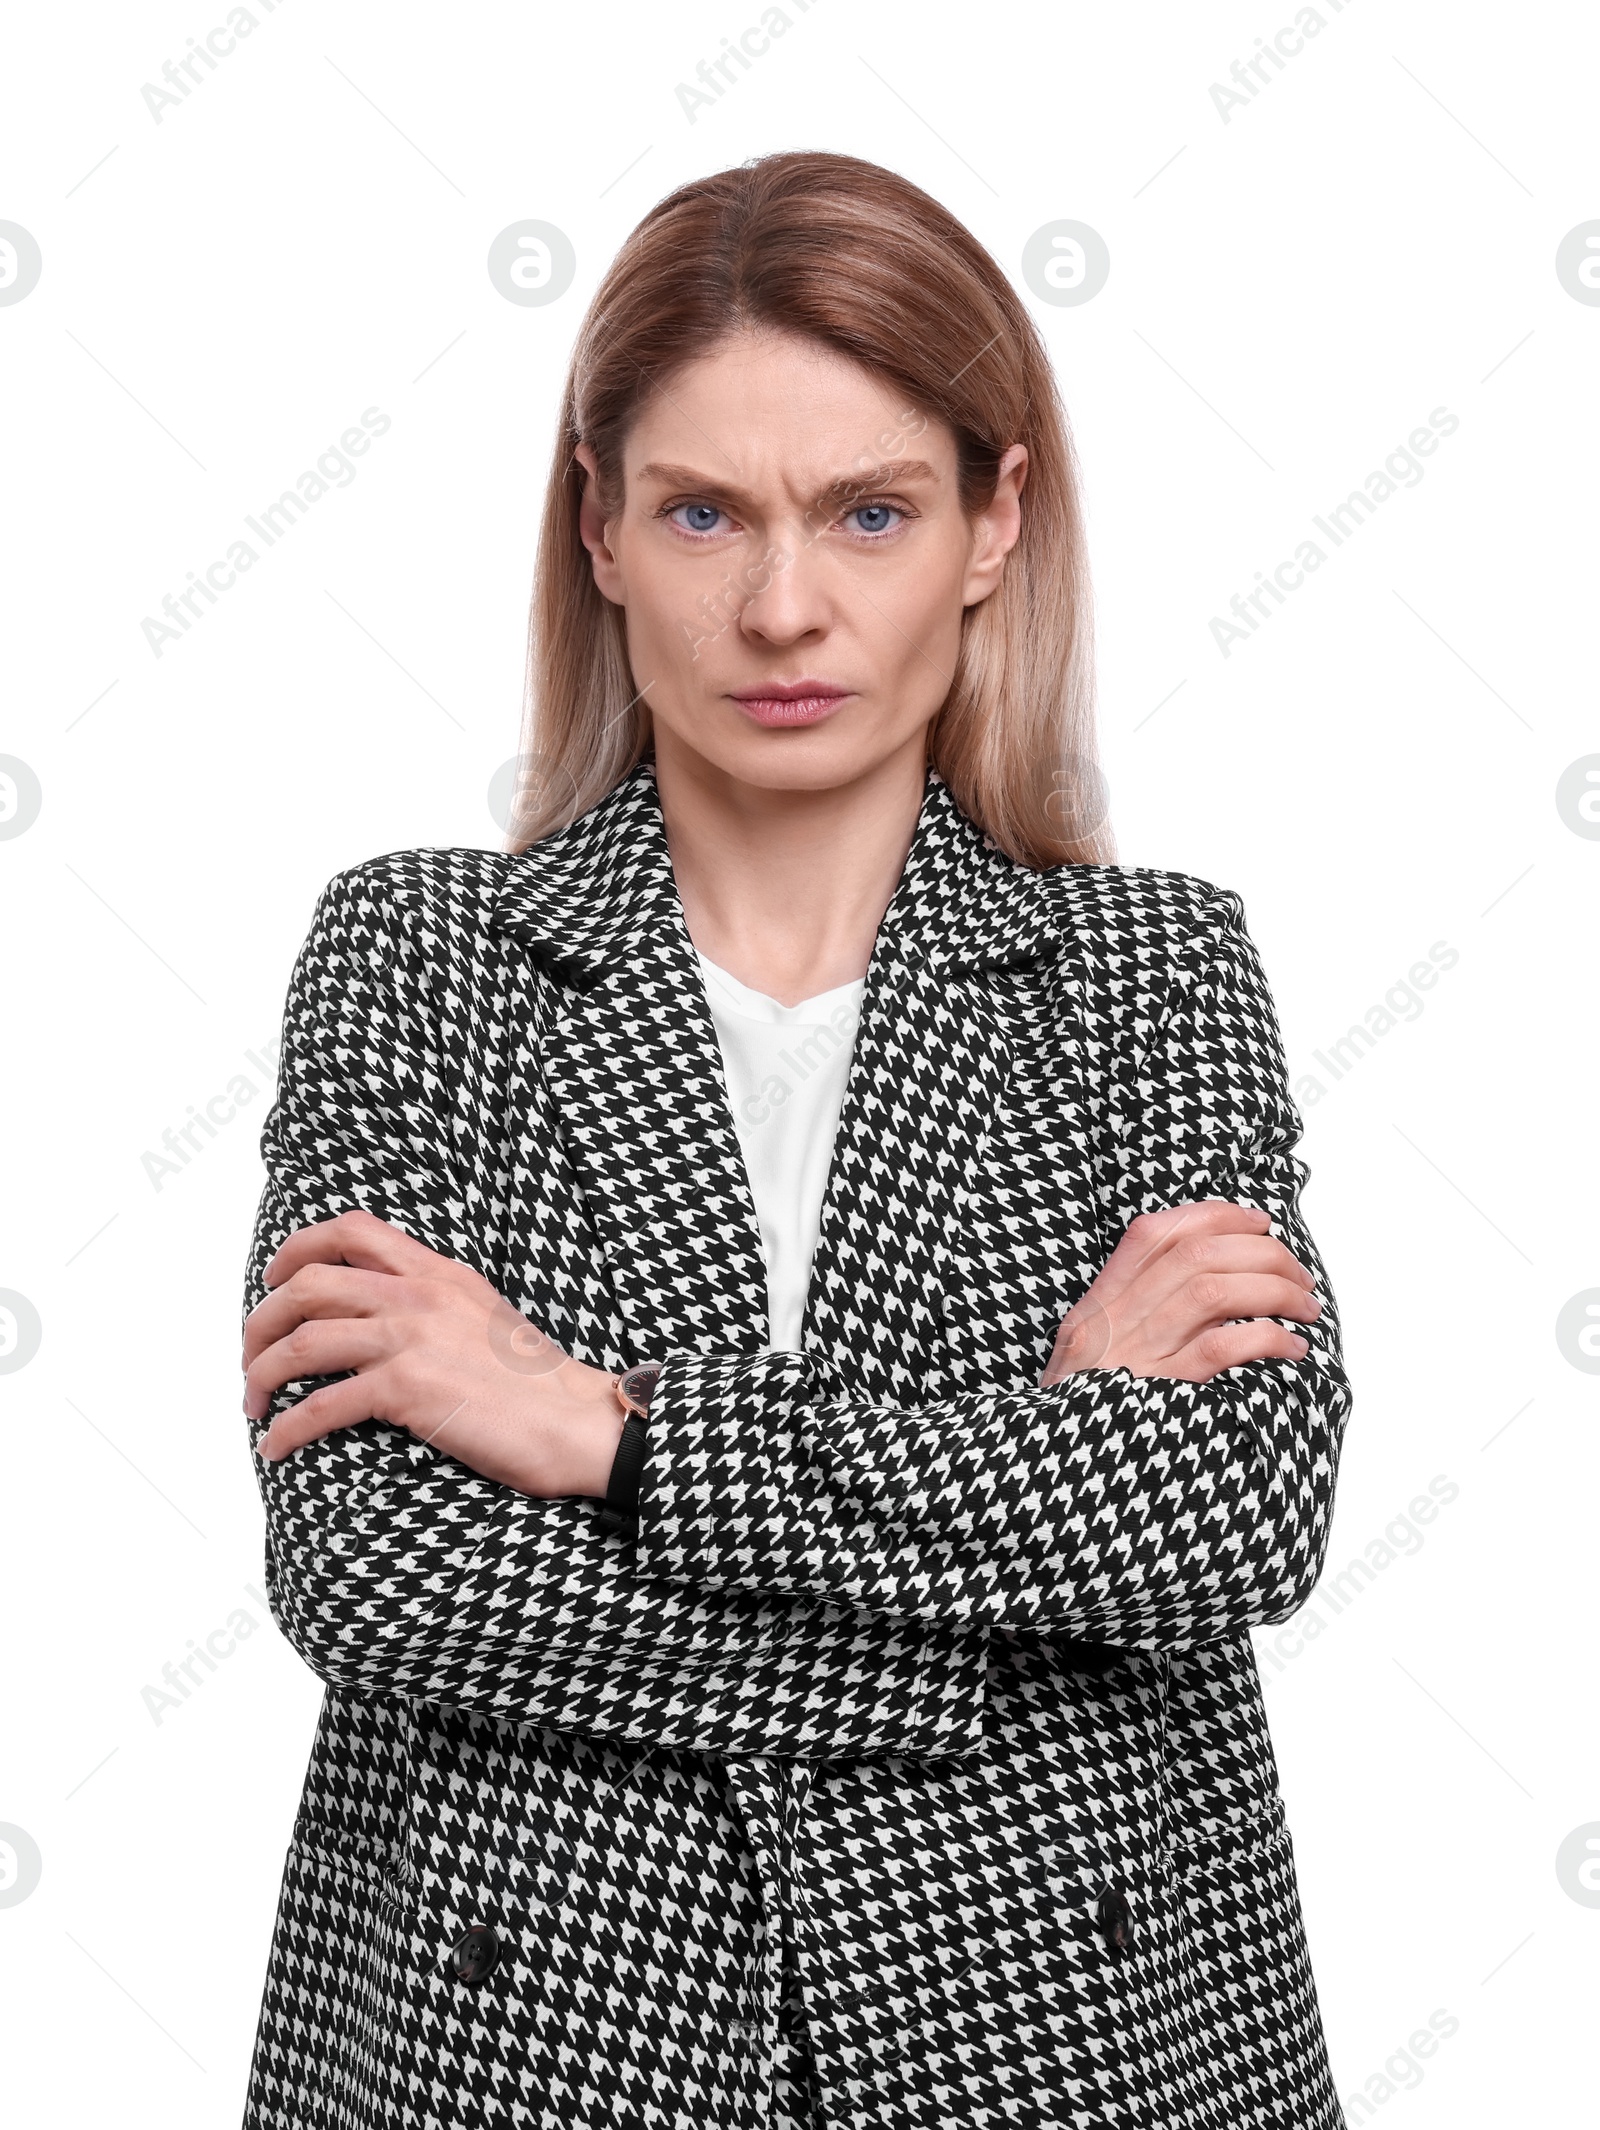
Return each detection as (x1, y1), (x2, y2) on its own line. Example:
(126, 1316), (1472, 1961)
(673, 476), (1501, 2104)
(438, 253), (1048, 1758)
(510, 150), (1111, 867)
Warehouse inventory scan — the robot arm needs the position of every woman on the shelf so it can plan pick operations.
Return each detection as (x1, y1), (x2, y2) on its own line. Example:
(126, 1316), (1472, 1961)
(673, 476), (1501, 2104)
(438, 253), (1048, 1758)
(240, 152), (1351, 2129)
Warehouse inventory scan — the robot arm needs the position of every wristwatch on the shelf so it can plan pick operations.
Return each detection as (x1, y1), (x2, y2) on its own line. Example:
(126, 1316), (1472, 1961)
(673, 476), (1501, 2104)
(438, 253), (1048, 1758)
(596, 1362), (663, 1535)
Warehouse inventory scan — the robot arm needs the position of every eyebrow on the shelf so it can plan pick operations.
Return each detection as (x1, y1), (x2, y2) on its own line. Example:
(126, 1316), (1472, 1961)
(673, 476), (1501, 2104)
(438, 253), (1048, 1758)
(633, 459), (942, 508)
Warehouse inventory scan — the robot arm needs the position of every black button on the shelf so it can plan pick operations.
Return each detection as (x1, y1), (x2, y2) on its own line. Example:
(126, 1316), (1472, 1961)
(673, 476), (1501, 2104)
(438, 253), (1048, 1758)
(448, 1923), (500, 1984)
(1097, 1888), (1134, 1956)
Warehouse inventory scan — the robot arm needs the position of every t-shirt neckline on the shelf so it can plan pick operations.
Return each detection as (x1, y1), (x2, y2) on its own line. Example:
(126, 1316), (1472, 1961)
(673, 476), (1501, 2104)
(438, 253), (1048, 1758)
(694, 948), (866, 1026)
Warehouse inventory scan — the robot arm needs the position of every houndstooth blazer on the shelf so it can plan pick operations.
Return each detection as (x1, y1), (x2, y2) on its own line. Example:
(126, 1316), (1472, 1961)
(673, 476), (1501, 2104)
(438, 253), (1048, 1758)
(241, 757), (1354, 2130)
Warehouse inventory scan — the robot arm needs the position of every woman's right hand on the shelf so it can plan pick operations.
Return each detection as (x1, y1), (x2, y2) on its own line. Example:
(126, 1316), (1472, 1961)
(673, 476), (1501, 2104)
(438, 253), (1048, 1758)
(1040, 1200), (1322, 1386)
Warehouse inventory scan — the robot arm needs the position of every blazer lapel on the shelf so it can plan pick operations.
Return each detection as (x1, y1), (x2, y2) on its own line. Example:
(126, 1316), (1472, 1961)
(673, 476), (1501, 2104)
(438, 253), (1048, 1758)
(801, 775), (1072, 1400)
(491, 763), (769, 1358)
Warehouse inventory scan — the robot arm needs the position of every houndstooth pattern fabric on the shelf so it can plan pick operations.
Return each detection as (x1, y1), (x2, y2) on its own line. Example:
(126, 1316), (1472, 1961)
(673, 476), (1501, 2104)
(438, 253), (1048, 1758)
(241, 758), (1353, 2128)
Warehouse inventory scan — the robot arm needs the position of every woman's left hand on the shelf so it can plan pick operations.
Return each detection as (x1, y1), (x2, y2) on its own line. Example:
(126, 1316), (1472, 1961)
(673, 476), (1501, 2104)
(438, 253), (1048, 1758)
(243, 1208), (625, 1499)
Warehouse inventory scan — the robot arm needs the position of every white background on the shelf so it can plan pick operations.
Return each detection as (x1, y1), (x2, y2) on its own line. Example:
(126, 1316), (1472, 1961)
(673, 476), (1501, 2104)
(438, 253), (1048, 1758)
(1, 1), (1595, 2121)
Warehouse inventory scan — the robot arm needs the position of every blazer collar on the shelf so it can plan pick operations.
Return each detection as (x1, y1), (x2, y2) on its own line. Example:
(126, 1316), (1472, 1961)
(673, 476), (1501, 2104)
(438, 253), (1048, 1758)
(491, 756), (1063, 979)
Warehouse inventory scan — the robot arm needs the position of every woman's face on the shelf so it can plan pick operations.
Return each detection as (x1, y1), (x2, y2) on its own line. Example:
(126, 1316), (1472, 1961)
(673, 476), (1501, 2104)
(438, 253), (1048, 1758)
(574, 329), (1026, 797)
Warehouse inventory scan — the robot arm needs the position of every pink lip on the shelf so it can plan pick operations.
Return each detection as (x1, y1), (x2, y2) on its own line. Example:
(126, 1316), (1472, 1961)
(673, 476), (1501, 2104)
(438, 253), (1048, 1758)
(727, 681), (853, 729)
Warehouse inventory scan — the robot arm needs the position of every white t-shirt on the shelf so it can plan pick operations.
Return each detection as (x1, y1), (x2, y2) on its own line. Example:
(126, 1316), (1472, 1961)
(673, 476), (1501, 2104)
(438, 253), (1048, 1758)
(695, 950), (866, 1353)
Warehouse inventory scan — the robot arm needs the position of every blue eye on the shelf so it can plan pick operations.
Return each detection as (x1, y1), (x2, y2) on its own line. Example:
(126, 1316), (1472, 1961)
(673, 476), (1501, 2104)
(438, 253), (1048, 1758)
(670, 502), (726, 534)
(848, 503), (900, 535)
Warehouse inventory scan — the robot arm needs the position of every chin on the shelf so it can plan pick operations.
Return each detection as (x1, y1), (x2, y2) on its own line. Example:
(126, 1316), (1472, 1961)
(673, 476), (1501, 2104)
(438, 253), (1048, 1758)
(670, 728), (908, 799)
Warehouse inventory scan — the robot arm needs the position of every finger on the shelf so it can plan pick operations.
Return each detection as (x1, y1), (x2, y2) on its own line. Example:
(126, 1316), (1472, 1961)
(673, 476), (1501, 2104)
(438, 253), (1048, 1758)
(1042, 1276), (1315, 1384)
(1157, 1316), (1312, 1384)
(1101, 1217), (1319, 1330)
(243, 1262), (403, 1367)
(245, 1317), (394, 1420)
(1167, 1260), (1329, 1329)
(255, 1371), (390, 1461)
(1097, 1202), (1274, 1302)
(1106, 1234), (1317, 1336)
(263, 1208), (439, 1292)
(1149, 1270), (1322, 1357)
(1042, 1218), (1319, 1382)
(1161, 1229), (1318, 1291)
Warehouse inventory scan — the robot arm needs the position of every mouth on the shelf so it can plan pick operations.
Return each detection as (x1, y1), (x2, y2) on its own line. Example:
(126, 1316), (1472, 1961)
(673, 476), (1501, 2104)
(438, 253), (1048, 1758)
(726, 681), (853, 729)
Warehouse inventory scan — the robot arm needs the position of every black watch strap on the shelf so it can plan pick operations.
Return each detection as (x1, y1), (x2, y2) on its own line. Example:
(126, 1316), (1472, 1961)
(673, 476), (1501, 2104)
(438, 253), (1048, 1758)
(597, 1364), (662, 1535)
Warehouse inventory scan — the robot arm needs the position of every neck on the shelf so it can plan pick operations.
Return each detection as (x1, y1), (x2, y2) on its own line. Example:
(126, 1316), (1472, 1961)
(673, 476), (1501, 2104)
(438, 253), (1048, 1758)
(652, 727), (929, 1007)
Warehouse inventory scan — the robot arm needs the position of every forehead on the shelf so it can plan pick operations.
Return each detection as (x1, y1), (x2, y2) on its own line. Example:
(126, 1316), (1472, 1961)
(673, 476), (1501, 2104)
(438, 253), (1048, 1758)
(621, 328), (951, 493)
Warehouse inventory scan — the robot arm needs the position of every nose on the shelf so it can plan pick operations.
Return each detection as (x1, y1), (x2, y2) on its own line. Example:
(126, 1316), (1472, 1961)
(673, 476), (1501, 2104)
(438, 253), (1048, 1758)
(733, 533), (833, 647)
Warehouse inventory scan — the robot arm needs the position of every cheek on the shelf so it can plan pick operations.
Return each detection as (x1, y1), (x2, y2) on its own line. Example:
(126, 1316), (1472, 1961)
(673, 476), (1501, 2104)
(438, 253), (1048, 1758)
(858, 547), (967, 658)
(618, 551), (698, 659)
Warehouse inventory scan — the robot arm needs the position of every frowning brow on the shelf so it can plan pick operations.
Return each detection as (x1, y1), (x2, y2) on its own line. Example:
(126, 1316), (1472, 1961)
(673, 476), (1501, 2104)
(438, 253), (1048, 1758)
(633, 460), (941, 507)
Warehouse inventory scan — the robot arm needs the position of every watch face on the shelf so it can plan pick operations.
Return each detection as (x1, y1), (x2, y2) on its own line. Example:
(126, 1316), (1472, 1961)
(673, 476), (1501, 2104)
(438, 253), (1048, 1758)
(618, 1363), (662, 1412)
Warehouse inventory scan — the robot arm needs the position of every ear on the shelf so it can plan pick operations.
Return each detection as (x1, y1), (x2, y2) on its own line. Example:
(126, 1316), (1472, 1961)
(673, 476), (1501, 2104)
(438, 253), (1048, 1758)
(573, 441), (626, 605)
(961, 443), (1029, 609)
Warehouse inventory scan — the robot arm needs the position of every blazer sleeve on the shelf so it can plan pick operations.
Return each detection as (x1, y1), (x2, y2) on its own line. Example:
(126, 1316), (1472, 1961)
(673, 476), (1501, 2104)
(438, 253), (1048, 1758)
(632, 884), (1354, 1650)
(245, 864), (993, 1759)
